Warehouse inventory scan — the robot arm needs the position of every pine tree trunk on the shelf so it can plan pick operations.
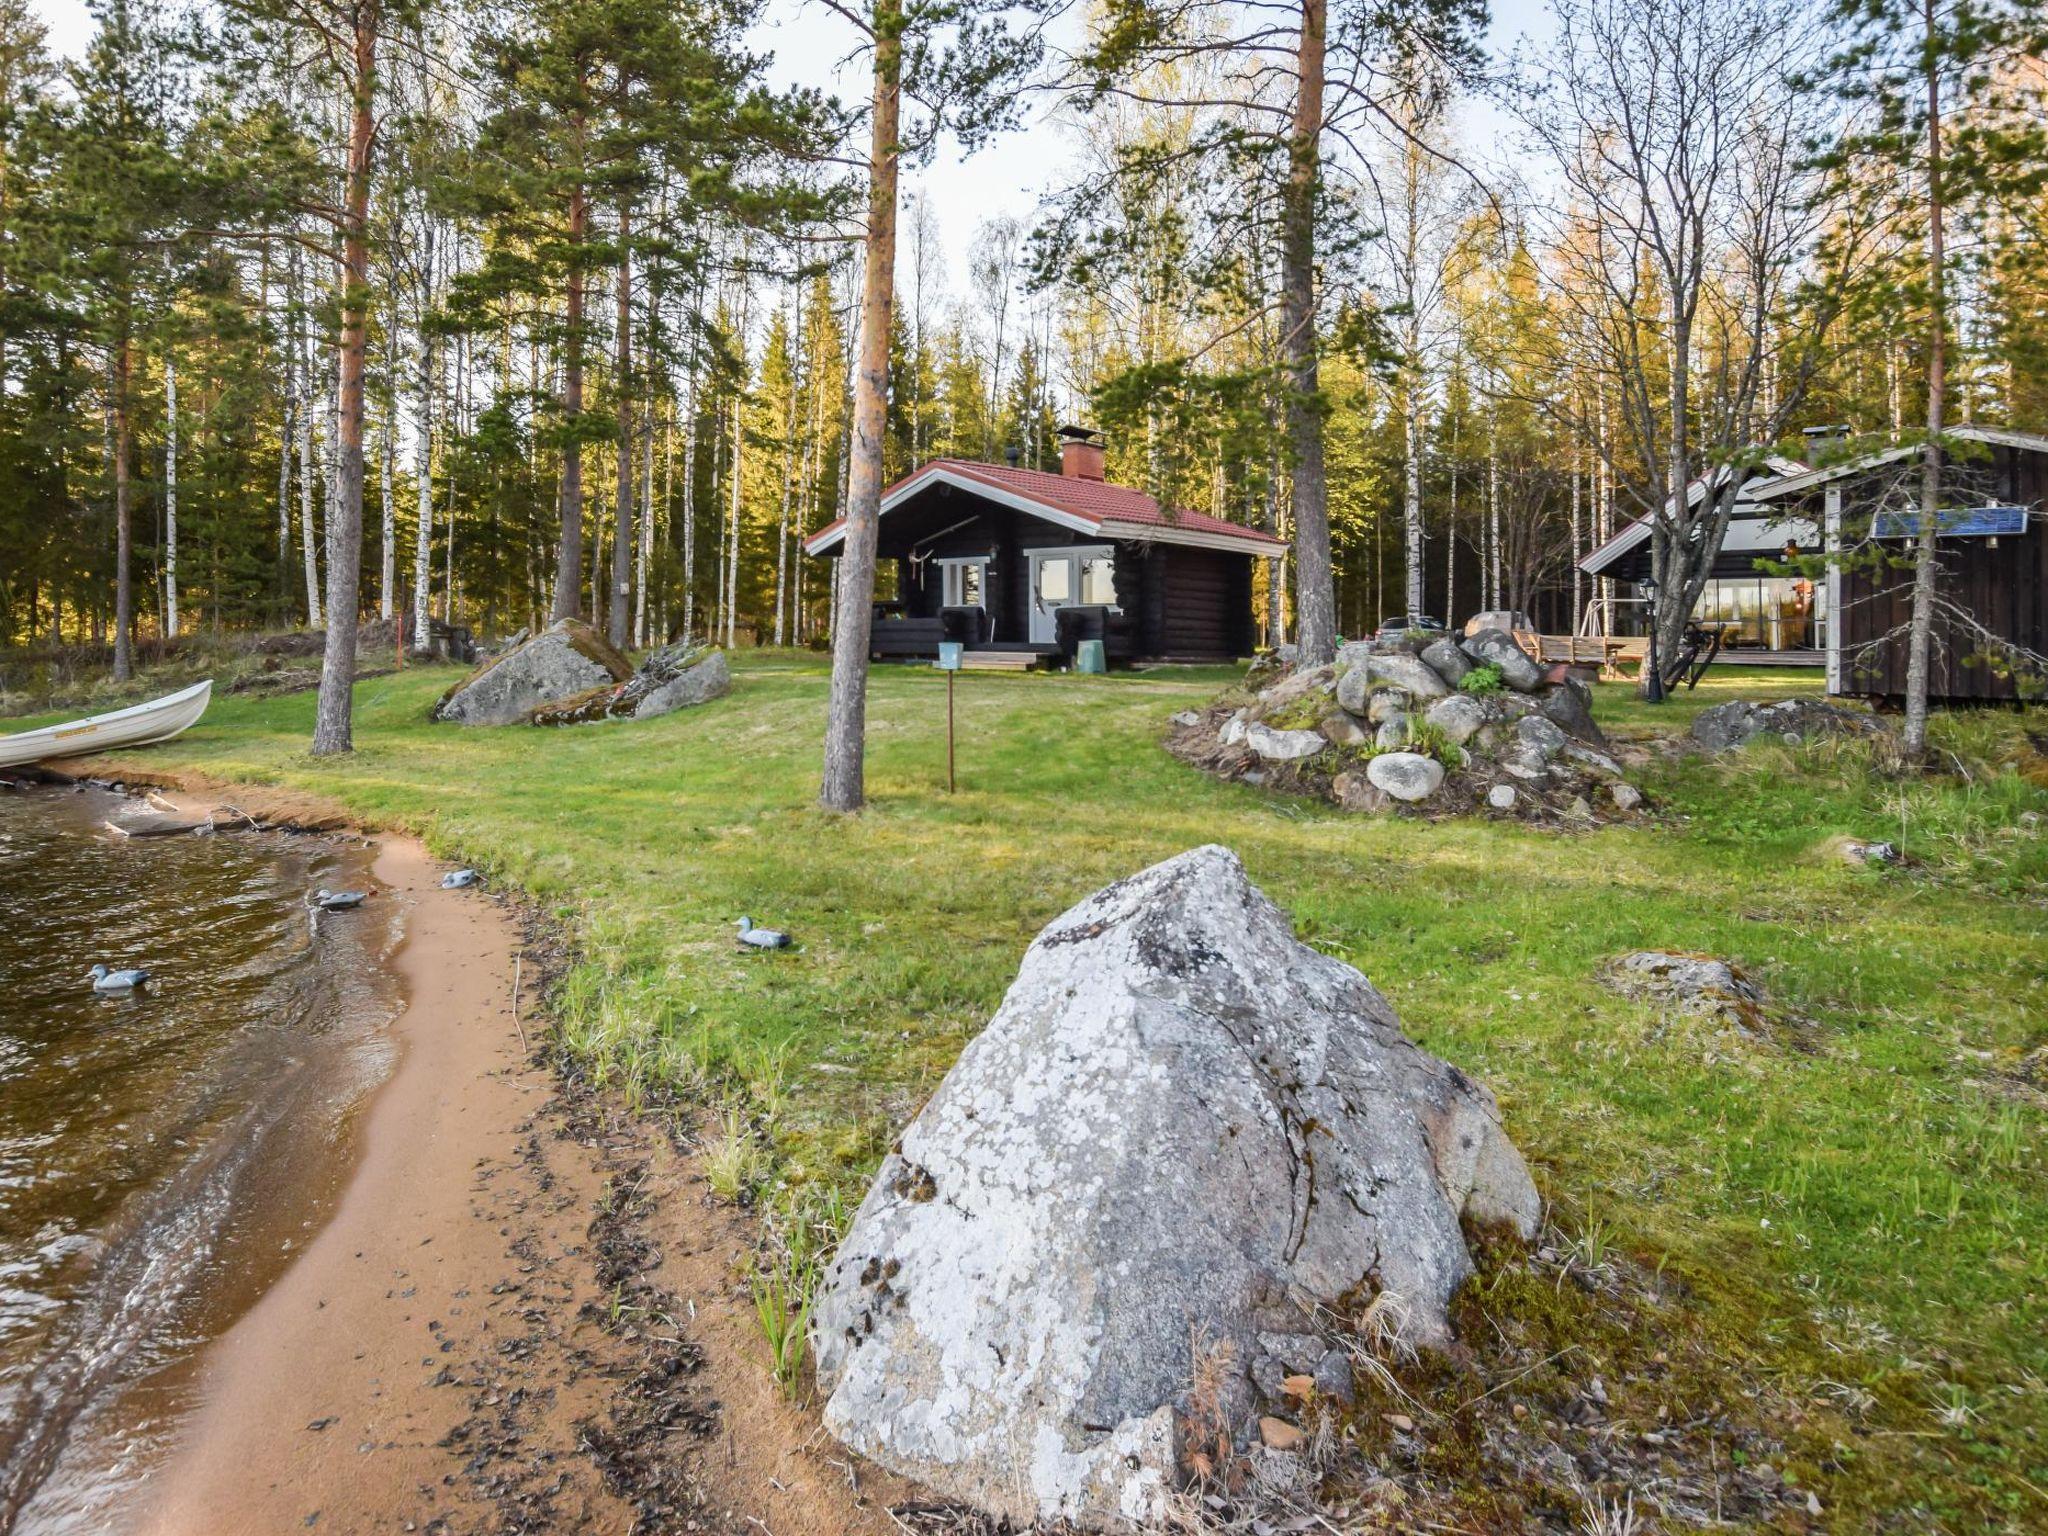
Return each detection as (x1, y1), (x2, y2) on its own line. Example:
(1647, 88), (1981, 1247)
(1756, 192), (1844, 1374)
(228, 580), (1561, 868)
(553, 140), (588, 622)
(313, 11), (378, 757)
(1903, 0), (1946, 760)
(610, 210), (634, 649)
(820, 3), (902, 811)
(163, 350), (178, 641)
(1279, 0), (1333, 664)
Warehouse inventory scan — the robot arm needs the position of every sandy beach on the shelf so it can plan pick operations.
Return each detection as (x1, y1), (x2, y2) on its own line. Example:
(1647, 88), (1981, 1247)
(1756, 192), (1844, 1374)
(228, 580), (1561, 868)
(115, 793), (910, 1536)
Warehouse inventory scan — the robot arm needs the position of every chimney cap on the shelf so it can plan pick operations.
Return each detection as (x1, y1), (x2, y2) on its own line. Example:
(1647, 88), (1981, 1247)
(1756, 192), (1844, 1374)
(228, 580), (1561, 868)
(1800, 424), (1850, 440)
(1056, 423), (1103, 446)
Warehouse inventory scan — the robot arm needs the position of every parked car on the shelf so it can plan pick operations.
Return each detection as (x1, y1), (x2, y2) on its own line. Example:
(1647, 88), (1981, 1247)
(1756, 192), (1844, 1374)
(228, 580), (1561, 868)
(1374, 613), (1447, 639)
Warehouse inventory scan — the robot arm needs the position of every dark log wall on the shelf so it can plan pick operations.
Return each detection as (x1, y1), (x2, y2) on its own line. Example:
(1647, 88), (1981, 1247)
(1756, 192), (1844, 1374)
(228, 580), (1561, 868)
(856, 480), (1265, 659)
(1837, 443), (2048, 703)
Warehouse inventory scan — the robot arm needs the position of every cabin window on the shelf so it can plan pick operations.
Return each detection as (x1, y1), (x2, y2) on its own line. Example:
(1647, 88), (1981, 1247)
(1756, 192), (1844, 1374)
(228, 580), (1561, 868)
(940, 558), (988, 608)
(1079, 554), (1118, 606)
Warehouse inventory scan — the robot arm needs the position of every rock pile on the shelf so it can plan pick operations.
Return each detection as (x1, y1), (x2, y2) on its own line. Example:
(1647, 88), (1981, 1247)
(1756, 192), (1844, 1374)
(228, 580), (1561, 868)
(432, 619), (730, 726)
(1690, 696), (1885, 753)
(1170, 628), (1648, 822)
(811, 846), (1540, 1529)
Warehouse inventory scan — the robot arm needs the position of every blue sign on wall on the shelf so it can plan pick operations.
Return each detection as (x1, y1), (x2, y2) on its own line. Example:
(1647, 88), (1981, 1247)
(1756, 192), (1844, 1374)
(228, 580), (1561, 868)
(1871, 505), (2029, 539)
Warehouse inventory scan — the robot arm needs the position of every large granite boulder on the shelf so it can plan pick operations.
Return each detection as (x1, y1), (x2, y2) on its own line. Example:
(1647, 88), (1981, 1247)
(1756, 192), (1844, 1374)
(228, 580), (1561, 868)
(431, 618), (631, 726)
(528, 642), (733, 725)
(812, 847), (1540, 1529)
(1691, 697), (1882, 753)
(1460, 628), (1545, 692)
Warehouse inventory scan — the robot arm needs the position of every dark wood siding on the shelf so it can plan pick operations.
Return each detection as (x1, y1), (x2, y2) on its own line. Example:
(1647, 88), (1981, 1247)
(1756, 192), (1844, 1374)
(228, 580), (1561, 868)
(1838, 442), (2048, 703)
(835, 477), (1267, 661)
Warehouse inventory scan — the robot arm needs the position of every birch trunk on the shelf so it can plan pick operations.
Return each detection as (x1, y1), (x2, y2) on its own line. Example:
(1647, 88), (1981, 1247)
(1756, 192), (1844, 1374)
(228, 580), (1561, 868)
(112, 336), (134, 680)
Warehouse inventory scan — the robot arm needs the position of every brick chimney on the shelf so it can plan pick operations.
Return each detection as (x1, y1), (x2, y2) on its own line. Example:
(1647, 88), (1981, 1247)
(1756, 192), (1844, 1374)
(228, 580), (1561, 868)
(1057, 424), (1106, 482)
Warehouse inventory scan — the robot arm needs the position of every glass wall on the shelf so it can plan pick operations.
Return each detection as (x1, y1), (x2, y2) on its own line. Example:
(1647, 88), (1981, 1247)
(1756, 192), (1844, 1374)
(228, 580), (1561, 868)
(1692, 575), (1825, 651)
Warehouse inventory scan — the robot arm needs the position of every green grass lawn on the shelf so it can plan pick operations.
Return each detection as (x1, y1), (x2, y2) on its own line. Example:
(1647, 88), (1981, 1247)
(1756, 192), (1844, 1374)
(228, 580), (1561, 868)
(14, 652), (2046, 1527)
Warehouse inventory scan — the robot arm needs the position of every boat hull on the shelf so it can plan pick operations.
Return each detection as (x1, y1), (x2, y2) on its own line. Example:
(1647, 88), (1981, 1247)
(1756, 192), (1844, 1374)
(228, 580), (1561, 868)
(0, 681), (214, 770)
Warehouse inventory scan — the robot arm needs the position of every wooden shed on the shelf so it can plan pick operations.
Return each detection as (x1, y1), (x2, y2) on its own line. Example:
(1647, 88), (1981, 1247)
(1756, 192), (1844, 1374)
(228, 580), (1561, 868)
(803, 429), (1282, 668)
(1741, 426), (2048, 703)
(1578, 425), (2048, 702)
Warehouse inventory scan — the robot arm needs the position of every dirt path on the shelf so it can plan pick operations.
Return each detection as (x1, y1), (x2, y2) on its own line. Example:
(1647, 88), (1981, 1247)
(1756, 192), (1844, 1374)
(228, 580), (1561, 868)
(121, 794), (912, 1536)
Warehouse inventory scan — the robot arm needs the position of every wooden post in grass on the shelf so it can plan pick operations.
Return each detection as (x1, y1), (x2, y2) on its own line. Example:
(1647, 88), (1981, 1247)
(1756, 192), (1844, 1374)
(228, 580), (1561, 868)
(938, 642), (961, 792)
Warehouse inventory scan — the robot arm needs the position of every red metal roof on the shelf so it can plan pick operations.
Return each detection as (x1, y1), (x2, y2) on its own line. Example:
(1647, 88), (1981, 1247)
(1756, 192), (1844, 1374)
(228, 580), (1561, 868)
(803, 458), (1288, 553)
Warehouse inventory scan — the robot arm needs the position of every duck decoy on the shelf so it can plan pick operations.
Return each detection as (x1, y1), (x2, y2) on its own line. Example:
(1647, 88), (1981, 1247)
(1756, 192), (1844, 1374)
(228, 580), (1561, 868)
(441, 869), (480, 889)
(735, 917), (791, 950)
(89, 963), (151, 992)
(312, 888), (368, 911)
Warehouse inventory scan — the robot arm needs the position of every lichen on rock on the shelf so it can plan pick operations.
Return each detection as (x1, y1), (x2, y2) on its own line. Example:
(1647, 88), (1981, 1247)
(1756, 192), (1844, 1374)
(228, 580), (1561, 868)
(812, 846), (1540, 1529)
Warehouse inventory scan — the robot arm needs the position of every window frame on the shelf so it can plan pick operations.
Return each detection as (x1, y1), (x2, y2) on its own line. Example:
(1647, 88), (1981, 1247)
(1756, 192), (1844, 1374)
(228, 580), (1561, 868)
(938, 556), (990, 610)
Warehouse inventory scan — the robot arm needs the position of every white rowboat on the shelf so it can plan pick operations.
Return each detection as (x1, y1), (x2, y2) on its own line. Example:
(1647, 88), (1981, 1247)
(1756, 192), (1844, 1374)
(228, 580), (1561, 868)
(0, 680), (213, 769)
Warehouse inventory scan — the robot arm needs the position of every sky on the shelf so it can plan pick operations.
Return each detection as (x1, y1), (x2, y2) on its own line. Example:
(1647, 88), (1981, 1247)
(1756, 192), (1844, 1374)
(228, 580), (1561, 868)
(29, 0), (1549, 288)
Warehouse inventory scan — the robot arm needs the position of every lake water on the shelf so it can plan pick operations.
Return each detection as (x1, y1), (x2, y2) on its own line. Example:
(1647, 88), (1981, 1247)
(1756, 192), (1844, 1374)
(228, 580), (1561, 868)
(0, 786), (399, 1534)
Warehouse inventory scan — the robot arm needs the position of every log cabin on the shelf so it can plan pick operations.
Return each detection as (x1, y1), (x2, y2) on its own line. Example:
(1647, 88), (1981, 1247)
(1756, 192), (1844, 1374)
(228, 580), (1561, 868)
(1579, 425), (2048, 703)
(802, 427), (1284, 669)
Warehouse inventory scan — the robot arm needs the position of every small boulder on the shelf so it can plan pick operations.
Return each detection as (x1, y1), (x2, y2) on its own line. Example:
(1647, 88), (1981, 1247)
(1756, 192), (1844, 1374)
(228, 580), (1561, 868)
(1690, 697), (1883, 753)
(1514, 715), (1569, 762)
(1375, 713), (1410, 749)
(1562, 742), (1624, 778)
(1487, 784), (1517, 811)
(432, 618), (632, 726)
(1603, 951), (1765, 1026)
(627, 645), (731, 719)
(1319, 713), (1370, 748)
(1839, 837), (1898, 865)
(1424, 694), (1488, 746)
(1366, 687), (1411, 726)
(1221, 714), (1249, 747)
(1608, 782), (1644, 813)
(1366, 752), (1444, 803)
(1460, 629), (1545, 692)
(1170, 709), (1202, 728)
(811, 847), (1539, 1528)
(1261, 664), (1337, 713)
(1538, 678), (1605, 744)
(1332, 771), (1391, 814)
(1247, 723), (1327, 762)
(1421, 637), (1472, 689)
(1362, 652), (1452, 701)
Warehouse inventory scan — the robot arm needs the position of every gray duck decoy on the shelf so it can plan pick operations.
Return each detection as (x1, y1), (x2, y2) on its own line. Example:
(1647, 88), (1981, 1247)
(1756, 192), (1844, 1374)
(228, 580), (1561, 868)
(313, 888), (369, 911)
(735, 916), (791, 950)
(441, 869), (480, 889)
(88, 963), (151, 992)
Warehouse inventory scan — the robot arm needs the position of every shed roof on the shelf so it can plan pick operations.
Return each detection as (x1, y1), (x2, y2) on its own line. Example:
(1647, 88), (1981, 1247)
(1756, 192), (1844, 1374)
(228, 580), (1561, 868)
(802, 459), (1288, 558)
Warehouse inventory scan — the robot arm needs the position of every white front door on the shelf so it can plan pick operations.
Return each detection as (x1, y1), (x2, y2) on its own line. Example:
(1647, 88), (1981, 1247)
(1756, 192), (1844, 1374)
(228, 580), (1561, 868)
(1028, 551), (1075, 643)
(1027, 546), (1117, 644)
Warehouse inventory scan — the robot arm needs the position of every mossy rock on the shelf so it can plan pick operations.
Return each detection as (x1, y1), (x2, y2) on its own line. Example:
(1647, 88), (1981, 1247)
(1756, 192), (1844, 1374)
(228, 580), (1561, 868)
(432, 618), (632, 726)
